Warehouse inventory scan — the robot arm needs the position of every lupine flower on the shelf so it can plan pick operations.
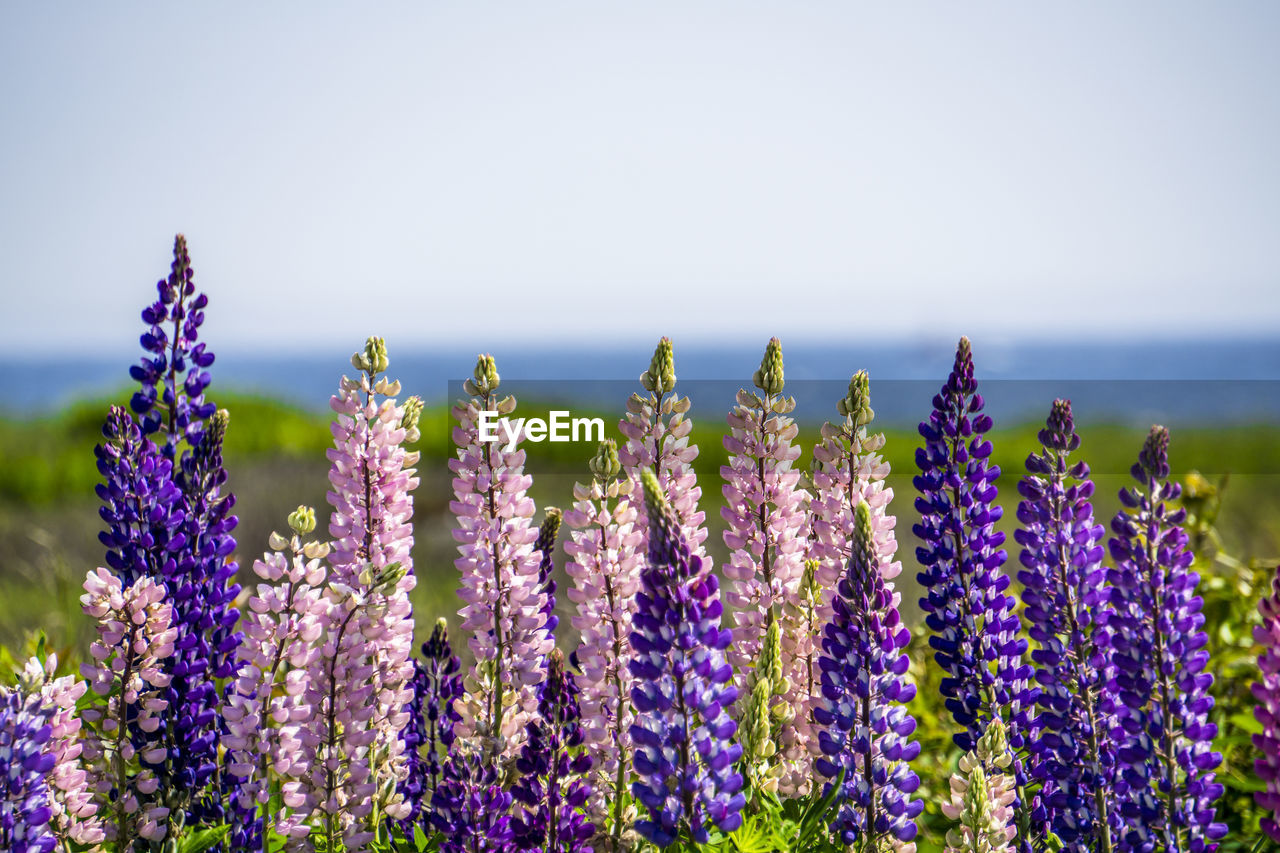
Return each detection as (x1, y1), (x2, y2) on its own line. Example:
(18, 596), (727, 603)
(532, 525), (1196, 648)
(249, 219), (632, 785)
(1015, 400), (1117, 850)
(914, 337), (1034, 841)
(223, 507), (329, 846)
(94, 405), (185, 587)
(1253, 563), (1280, 842)
(720, 338), (812, 794)
(814, 501), (922, 849)
(619, 337), (711, 568)
(78, 570), (177, 848)
(738, 618), (790, 794)
(432, 752), (516, 853)
(452, 355), (552, 762)
(129, 233), (216, 455)
(942, 719), (1018, 853)
(398, 618), (464, 838)
(297, 340), (420, 850)
(535, 508), (564, 646)
(510, 649), (595, 852)
(325, 337), (421, 825)
(563, 438), (642, 835)
(629, 468), (744, 847)
(300, 558), (409, 851)
(0, 687), (56, 853)
(11, 655), (103, 847)
(810, 371), (902, 613)
(1107, 426), (1226, 850)
(808, 373), (902, 776)
(107, 235), (243, 840)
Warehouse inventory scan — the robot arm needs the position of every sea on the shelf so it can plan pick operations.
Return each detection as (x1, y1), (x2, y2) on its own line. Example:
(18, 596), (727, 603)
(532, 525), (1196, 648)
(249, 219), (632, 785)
(3, 337), (1280, 428)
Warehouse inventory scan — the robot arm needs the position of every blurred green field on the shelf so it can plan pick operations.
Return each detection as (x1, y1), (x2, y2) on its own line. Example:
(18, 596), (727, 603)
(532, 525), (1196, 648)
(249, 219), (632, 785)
(2, 389), (1277, 649)
(1, 389), (1277, 847)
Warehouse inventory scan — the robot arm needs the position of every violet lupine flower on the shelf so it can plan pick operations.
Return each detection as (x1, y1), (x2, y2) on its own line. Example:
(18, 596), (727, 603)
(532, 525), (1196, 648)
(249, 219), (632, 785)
(914, 338), (1036, 841)
(452, 355), (552, 762)
(629, 468), (745, 847)
(398, 618), (464, 838)
(12, 656), (103, 847)
(0, 688), (56, 853)
(325, 338), (422, 825)
(223, 507), (329, 846)
(1107, 426), (1226, 850)
(619, 337), (712, 571)
(535, 508), (564, 644)
(129, 233), (217, 455)
(432, 753), (516, 853)
(1015, 400), (1118, 850)
(510, 649), (595, 852)
(78, 570), (178, 848)
(95, 405), (185, 587)
(814, 501), (923, 849)
(108, 236), (243, 840)
(720, 338), (813, 794)
(564, 439), (643, 835)
(1253, 564), (1280, 842)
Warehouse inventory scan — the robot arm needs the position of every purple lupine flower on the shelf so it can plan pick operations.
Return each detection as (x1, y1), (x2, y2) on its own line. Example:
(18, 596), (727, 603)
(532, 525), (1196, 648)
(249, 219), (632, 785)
(535, 508), (564, 644)
(1253, 564), (1280, 842)
(0, 689), (57, 853)
(814, 500), (923, 848)
(1107, 426), (1226, 850)
(1016, 400), (1118, 850)
(432, 753), (516, 853)
(629, 468), (744, 847)
(398, 618), (464, 838)
(129, 233), (217, 454)
(510, 649), (594, 852)
(94, 405), (185, 587)
(913, 337), (1036, 842)
(103, 236), (244, 841)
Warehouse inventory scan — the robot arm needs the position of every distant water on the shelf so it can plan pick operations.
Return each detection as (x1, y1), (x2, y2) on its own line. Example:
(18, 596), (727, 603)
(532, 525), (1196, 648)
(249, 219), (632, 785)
(4, 338), (1280, 427)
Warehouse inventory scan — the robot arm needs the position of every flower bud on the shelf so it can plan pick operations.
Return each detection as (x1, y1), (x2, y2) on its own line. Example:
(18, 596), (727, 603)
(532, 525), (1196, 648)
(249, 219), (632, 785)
(752, 337), (785, 396)
(640, 337), (676, 394)
(288, 505), (317, 536)
(589, 438), (623, 483)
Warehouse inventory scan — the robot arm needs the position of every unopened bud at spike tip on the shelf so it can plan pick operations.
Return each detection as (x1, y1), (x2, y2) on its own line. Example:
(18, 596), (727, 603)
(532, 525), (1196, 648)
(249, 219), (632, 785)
(753, 337), (785, 395)
(640, 336), (677, 394)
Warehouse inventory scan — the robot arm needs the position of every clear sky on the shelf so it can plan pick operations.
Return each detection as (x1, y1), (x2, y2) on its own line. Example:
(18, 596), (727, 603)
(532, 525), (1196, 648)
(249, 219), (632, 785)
(2, 2), (1277, 356)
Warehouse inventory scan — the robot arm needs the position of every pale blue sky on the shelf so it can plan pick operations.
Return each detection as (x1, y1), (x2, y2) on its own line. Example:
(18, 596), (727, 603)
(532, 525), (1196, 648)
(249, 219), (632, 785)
(2, 3), (1277, 356)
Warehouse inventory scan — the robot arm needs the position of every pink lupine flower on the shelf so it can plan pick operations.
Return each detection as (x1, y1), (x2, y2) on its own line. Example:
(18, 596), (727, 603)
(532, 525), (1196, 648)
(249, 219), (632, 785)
(224, 506), (329, 844)
(77, 569), (176, 849)
(1253, 563), (1280, 841)
(451, 354), (552, 764)
(13, 655), (103, 847)
(720, 338), (812, 794)
(618, 337), (711, 569)
(563, 438), (643, 837)
(809, 371), (900, 604)
(298, 338), (422, 849)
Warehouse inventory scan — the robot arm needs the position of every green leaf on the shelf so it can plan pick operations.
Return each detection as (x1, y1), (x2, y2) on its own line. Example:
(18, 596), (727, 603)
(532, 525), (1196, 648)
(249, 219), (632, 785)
(414, 824), (431, 852)
(178, 825), (232, 853)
